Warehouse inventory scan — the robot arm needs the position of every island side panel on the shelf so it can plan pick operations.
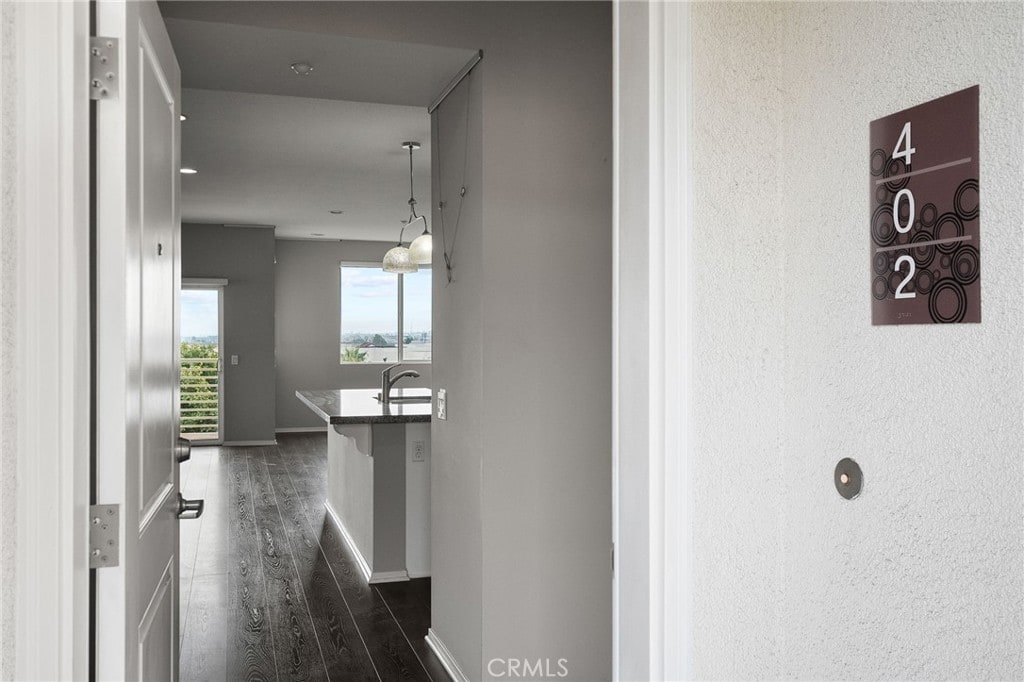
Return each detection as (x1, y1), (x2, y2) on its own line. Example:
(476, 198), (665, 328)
(406, 422), (431, 578)
(327, 423), (375, 572)
(370, 423), (407, 579)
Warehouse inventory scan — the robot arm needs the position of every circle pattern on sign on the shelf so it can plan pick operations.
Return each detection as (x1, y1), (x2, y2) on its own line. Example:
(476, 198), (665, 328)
(934, 213), (964, 254)
(919, 203), (938, 228)
(954, 178), (979, 222)
(928, 279), (967, 323)
(914, 267), (935, 295)
(884, 157), (910, 191)
(873, 251), (889, 276)
(872, 276), (888, 301)
(871, 203), (897, 247)
(909, 230), (935, 269)
(951, 244), (980, 285)
(870, 149), (887, 177)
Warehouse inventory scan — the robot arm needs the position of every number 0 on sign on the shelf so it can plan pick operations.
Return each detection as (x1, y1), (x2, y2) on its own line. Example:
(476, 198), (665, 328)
(870, 86), (980, 325)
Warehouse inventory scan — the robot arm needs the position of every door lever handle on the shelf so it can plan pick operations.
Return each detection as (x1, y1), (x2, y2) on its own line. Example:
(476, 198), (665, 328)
(175, 437), (191, 464)
(177, 493), (204, 520)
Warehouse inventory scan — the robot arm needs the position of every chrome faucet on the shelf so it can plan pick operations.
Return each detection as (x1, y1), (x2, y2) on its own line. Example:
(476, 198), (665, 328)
(380, 363), (420, 405)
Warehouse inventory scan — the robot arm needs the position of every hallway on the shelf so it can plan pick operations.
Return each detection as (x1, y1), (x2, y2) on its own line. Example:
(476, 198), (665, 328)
(179, 434), (446, 681)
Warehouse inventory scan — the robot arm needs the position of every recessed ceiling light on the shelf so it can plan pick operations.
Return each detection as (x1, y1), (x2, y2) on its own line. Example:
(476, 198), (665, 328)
(179, 114), (187, 121)
(329, 209), (344, 215)
(180, 167), (198, 175)
(290, 62), (314, 76)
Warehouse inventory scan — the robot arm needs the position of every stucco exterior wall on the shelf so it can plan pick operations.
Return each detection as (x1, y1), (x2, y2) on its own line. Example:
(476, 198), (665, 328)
(691, 2), (1023, 678)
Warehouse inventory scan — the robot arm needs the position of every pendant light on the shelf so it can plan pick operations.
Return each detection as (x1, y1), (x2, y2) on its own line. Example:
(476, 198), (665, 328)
(382, 237), (418, 273)
(408, 221), (432, 264)
(383, 142), (431, 272)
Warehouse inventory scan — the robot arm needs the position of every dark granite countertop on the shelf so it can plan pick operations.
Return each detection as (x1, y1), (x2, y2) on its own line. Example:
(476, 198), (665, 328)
(296, 388), (432, 424)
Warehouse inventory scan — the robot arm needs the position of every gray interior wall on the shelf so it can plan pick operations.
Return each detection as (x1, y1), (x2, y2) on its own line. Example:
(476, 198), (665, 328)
(274, 239), (432, 430)
(430, 74), (484, 678)
(690, 3), (1024, 678)
(475, 8), (612, 681)
(0, 3), (16, 677)
(181, 224), (276, 442)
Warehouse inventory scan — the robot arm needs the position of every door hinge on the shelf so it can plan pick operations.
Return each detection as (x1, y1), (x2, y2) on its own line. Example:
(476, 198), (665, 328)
(611, 542), (615, 576)
(89, 37), (119, 100)
(89, 504), (120, 568)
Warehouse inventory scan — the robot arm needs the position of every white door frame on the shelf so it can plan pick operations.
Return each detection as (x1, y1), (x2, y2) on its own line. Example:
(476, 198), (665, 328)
(613, 1), (693, 680)
(10, 1), (92, 679)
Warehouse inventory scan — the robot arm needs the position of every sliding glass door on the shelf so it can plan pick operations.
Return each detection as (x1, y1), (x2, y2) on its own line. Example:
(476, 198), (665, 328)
(180, 283), (224, 444)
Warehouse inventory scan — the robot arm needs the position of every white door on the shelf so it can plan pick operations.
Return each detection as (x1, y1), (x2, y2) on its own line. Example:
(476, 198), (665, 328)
(94, 1), (186, 679)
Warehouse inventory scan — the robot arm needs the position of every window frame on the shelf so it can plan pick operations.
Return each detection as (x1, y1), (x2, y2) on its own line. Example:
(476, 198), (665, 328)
(339, 261), (431, 365)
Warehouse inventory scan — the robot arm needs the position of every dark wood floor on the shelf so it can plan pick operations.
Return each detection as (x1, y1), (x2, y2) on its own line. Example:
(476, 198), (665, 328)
(179, 433), (448, 681)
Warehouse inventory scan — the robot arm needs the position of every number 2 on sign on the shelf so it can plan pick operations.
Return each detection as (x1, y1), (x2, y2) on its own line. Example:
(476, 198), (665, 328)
(891, 122), (916, 299)
(894, 255), (915, 299)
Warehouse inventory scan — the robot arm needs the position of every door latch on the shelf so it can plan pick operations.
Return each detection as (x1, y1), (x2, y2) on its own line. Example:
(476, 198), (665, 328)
(89, 504), (119, 568)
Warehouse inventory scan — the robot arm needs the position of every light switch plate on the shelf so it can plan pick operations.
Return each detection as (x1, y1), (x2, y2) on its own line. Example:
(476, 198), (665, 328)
(231, 354), (239, 365)
(437, 389), (447, 420)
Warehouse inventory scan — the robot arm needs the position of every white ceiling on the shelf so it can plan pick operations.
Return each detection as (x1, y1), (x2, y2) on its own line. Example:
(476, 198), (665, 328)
(164, 17), (477, 241)
(181, 88), (431, 242)
(165, 19), (475, 108)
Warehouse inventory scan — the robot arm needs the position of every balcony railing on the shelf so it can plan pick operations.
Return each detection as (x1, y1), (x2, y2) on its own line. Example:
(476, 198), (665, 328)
(180, 357), (220, 440)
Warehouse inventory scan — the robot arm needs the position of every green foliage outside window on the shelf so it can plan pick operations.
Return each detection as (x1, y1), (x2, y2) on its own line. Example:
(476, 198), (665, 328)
(180, 341), (218, 434)
(342, 347), (368, 362)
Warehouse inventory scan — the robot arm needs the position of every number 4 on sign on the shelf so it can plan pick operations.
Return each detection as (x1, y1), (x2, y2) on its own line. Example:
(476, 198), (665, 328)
(893, 122), (916, 166)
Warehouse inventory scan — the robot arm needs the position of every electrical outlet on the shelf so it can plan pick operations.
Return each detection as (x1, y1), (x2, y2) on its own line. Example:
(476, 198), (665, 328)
(437, 389), (447, 420)
(231, 354), (239, 365)
(412, 440), (426, 462)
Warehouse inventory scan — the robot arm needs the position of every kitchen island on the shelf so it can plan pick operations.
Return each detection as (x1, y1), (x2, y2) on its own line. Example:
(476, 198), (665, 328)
(296, 388), (431, 583)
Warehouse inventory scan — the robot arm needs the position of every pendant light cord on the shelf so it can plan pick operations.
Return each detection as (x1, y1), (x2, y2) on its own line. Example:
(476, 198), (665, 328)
(407, 144), (421, 223)
(436, 70), (472, 284)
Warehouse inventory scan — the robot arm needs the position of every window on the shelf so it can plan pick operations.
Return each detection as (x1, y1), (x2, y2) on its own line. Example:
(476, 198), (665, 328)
(340, 263), (431, 364)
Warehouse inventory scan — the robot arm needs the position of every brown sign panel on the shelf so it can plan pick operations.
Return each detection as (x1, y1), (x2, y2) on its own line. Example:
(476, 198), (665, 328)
(870, 86), (979, 325)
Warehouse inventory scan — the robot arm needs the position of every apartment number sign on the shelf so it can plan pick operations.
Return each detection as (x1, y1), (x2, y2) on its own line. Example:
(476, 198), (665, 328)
(870, 85), (980, 325)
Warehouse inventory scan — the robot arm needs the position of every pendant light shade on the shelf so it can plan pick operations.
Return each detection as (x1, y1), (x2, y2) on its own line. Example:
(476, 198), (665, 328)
(383, 245), (419, 274)
(408, 214), (432, 264)
(383, 141), (431, 271)
(408, 232), (432, 264)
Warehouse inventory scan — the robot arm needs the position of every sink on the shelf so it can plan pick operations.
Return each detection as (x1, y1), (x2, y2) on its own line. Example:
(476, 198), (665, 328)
(374, 394), (432, 404)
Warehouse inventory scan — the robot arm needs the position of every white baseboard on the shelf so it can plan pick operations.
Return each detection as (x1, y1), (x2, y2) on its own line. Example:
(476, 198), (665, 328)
(221, 439), (276, 447)
(425, 629), (469, 682)
(324, 502), (411, 584)
(369, 570), (409, 584)
(407, 569), (431, 579)
(324, 501), (373, 584)
(275, 426), (328, 434)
